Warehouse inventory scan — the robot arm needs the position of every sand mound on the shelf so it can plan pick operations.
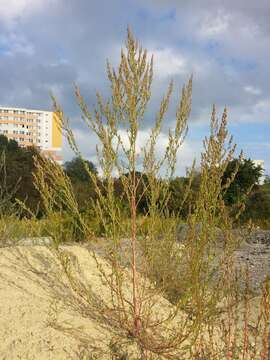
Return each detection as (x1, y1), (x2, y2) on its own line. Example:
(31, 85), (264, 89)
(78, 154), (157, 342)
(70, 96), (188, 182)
(0, 244), (267, 359)
(0, 245), (120, 359)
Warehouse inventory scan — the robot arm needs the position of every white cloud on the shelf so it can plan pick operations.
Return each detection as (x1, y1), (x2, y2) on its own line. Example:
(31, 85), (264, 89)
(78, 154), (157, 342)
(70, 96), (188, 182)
(152, 48), (187, 78)
(199, 11), (230, 38)
(106, 45), (188, 80)
(0, 33), (34, 56)
(244, 85), (262, 96)
(254, 98), (270, 112)
(229, 98), (270, 124)
(0, 0), (59, 26)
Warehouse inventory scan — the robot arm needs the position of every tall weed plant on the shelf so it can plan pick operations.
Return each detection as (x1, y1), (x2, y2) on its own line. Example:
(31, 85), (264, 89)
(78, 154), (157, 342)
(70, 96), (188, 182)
(33, 30), (269, 359)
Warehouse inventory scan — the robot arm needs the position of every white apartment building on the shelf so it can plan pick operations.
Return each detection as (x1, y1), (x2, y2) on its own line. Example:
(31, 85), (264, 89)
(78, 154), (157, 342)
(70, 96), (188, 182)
(0, 106), (62, 164)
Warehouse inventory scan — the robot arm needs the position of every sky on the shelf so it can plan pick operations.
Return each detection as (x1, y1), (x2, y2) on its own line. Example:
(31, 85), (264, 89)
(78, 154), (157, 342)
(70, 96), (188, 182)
(0, 0), (270, 175)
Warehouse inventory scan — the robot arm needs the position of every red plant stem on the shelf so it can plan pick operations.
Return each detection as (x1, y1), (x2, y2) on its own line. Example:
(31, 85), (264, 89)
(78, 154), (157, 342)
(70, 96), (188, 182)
(131, 180), (141, 337)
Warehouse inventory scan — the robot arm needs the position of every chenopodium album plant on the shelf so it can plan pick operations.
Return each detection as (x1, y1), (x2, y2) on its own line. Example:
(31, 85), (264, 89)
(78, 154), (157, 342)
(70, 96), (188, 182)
(33, 30), (269, 358)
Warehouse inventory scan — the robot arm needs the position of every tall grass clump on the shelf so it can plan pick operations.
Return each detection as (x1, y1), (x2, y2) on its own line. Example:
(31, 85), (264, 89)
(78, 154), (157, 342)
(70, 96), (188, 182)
(34, 29), (269, 359)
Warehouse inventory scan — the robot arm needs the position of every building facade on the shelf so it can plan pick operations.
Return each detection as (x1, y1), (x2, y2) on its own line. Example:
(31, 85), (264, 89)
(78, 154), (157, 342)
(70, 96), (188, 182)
(0, 106), (62, 164)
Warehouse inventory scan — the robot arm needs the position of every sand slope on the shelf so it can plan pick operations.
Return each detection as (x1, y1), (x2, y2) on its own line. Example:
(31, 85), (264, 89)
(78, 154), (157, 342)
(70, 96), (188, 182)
(0, 244), (267, 359)
(0, 245), (114, 359)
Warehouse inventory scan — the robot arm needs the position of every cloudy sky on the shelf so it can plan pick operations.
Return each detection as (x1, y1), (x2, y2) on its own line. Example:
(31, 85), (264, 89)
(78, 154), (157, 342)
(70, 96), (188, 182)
(1, 0), (270, 175)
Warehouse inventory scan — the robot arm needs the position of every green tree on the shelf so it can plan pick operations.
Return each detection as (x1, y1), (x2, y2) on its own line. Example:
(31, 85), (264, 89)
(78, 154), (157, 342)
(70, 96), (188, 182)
(264, 175), (270, 185)
(7, 146), (42, 214)
(0, 135), (42, 215)
(243, 186), (270, 223)
(114, 171), (150, 214)
(64, 156), (97, 182)
(222, 158), (263, 206)
(168, 171), (201, 218)
(7, 139), (19, 152)
(0, 136), (19, 153)
(0, 134), (9, 149)
(64, 156), (97, 211)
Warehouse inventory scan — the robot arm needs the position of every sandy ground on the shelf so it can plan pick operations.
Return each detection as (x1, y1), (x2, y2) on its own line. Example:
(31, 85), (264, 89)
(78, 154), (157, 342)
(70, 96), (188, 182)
(0, 245), (114, 359)
(0, 244), (174, 360)
(0, 241), (268, 359)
